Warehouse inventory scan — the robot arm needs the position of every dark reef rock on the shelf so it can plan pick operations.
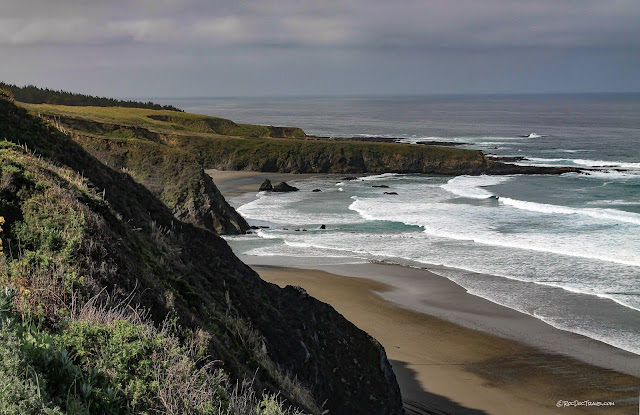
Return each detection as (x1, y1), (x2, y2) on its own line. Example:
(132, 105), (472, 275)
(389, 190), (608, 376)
(487, 155), (528, 162)
(319, 224), (326, 229)
(259, 179), (273, 191)
(272, 181), (299, 192)
(415, 140), (466, 147)
(383, 192), (398, 195)
(372, 185), (390, 188)
(312, 188), (322, 192)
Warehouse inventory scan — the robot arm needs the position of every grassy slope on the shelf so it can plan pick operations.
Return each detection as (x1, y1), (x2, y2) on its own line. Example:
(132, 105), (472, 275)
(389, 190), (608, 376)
(1, 97), (403, 414)
(22, 103), (490, 175)
(23, 104), (306, 139)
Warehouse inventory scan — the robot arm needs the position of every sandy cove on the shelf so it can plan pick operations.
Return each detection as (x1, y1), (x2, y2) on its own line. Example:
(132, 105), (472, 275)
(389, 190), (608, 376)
(209, 170), (640, 415)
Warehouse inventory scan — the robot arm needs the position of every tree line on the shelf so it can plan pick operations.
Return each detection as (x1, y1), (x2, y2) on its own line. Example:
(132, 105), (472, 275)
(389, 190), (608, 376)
(0, 82), (183, 112)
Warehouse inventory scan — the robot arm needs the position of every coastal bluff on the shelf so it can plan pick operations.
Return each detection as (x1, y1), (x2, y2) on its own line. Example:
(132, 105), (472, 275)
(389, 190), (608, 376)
(25, 103), (578, 180)
(1, 95), (404, 413)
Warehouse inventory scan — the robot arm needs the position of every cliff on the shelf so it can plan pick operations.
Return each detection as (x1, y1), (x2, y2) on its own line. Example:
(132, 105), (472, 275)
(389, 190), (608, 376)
(26, 103), (577, 177)
(73, 134), (249, 235)
(0, 96), (403, 413)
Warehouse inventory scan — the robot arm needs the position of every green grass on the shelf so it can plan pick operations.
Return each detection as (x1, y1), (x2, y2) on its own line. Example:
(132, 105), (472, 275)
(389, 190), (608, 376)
(21, 102), (487, 175)
(21, 104), (305, 139)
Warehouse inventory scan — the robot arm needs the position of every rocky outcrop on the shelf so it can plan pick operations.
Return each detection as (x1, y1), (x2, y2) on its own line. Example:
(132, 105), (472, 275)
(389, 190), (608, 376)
(72, 135), (249, 235)
(194, 136), (580, 176)
(172, 169), (249, 235)
(259, 179), (273, 191)
(272, 181), (299, 192)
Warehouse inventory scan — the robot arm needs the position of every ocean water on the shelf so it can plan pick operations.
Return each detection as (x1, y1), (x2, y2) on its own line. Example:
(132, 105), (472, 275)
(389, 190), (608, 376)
(160, 94), (640, 355)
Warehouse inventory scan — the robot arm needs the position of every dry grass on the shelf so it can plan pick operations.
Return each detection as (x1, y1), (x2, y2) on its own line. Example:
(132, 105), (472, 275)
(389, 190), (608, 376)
(224, 312), (321, 414)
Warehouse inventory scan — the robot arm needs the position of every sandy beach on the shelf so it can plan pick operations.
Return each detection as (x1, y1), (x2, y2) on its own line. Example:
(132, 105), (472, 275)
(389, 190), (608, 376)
(214, 170), (640, 414)
(206, 169), (321, 201)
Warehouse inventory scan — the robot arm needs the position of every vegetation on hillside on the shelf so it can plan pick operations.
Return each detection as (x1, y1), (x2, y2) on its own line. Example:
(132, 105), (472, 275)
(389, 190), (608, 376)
(0, 92), (404, 414)
(23, 103), (497, 175)
(22, 103), (305, 139)
(1, 82), (182, 112)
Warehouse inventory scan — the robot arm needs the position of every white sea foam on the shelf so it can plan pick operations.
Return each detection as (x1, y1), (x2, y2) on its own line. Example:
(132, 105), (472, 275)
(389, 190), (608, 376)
(519, 157), (640, 171)
(440, 175), (513, 199)
(581, 170), (640, 179)
(359, 173), (401, 181)
(349, 193), (640, 267)
(499, 198), (640, 226)
(586, 199), (640, 206)
(231, 171), (640, 356)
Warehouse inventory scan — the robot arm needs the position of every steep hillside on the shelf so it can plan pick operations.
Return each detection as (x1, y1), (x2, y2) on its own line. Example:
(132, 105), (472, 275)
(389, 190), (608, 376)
(73, 135), (248, 235)
(27, 107), (251, 235)
(0, 95), (403, 413)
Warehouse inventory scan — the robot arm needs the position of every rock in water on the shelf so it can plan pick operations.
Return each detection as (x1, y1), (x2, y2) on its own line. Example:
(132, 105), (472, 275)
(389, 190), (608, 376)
(383, 191), (398, 195)
(272, 181), (299, 192)
(259, 179), (273, 191)
(372, 185), (390, 188)
(312, 188), (322, 192)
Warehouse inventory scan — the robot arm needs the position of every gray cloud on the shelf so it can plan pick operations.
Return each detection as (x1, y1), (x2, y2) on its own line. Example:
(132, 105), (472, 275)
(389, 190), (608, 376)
(1, 0), (638, 96)
(2, 0), (639, 48)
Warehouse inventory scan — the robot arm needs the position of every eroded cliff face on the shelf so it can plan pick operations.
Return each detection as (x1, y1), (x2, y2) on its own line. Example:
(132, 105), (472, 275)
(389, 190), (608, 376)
(0, 98), (405, 414)
(210, 142), (577, 176)
(72, 134), (249, 235)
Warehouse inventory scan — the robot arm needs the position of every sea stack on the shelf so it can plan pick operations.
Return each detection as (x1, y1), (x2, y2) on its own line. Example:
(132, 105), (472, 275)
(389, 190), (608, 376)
(272, 181), (300, 192)
(259, 179), (273, 191)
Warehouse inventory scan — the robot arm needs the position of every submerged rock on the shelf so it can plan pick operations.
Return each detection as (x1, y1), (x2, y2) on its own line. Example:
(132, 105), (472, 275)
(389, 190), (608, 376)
(272, 181), (299, 192)
(372, 185), (390, 188)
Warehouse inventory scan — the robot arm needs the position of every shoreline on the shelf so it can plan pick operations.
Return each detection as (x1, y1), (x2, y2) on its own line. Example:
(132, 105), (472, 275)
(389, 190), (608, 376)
(241, 256), (640, 378)
(252, 260), (639, 414)
(213, 170), (640, 413)
(206, 169), (322, 201)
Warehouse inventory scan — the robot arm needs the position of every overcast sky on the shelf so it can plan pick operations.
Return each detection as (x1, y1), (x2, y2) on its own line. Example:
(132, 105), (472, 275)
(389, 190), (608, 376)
(1, 0), (639, 97)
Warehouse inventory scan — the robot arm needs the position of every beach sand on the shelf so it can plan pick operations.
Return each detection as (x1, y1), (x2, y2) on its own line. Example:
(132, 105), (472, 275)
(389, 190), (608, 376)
(213, 170), (640, 414)
(206, 169), (320, 200)
(254, 264), (639, 415)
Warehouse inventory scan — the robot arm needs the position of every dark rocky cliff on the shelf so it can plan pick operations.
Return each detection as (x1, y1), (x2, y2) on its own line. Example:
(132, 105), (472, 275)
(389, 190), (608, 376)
(38, 110), (577, 177)
(0, 98), (404, 414)
(71, 133), (250, 235)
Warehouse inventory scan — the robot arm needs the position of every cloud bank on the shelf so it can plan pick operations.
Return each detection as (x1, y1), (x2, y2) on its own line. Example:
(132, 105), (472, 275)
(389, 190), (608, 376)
(1, 0), (639, 96)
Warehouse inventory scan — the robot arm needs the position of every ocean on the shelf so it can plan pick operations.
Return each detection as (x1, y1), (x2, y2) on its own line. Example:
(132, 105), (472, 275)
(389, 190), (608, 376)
(159, 94), (640, 356)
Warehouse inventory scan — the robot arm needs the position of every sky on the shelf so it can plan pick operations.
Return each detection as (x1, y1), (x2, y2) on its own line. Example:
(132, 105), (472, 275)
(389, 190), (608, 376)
(1, 0), (639, 97)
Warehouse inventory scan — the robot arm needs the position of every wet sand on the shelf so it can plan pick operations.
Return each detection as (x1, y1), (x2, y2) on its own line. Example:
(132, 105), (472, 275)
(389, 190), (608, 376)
(205, 169), (320, 200)
(254, 263), (639, 415)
